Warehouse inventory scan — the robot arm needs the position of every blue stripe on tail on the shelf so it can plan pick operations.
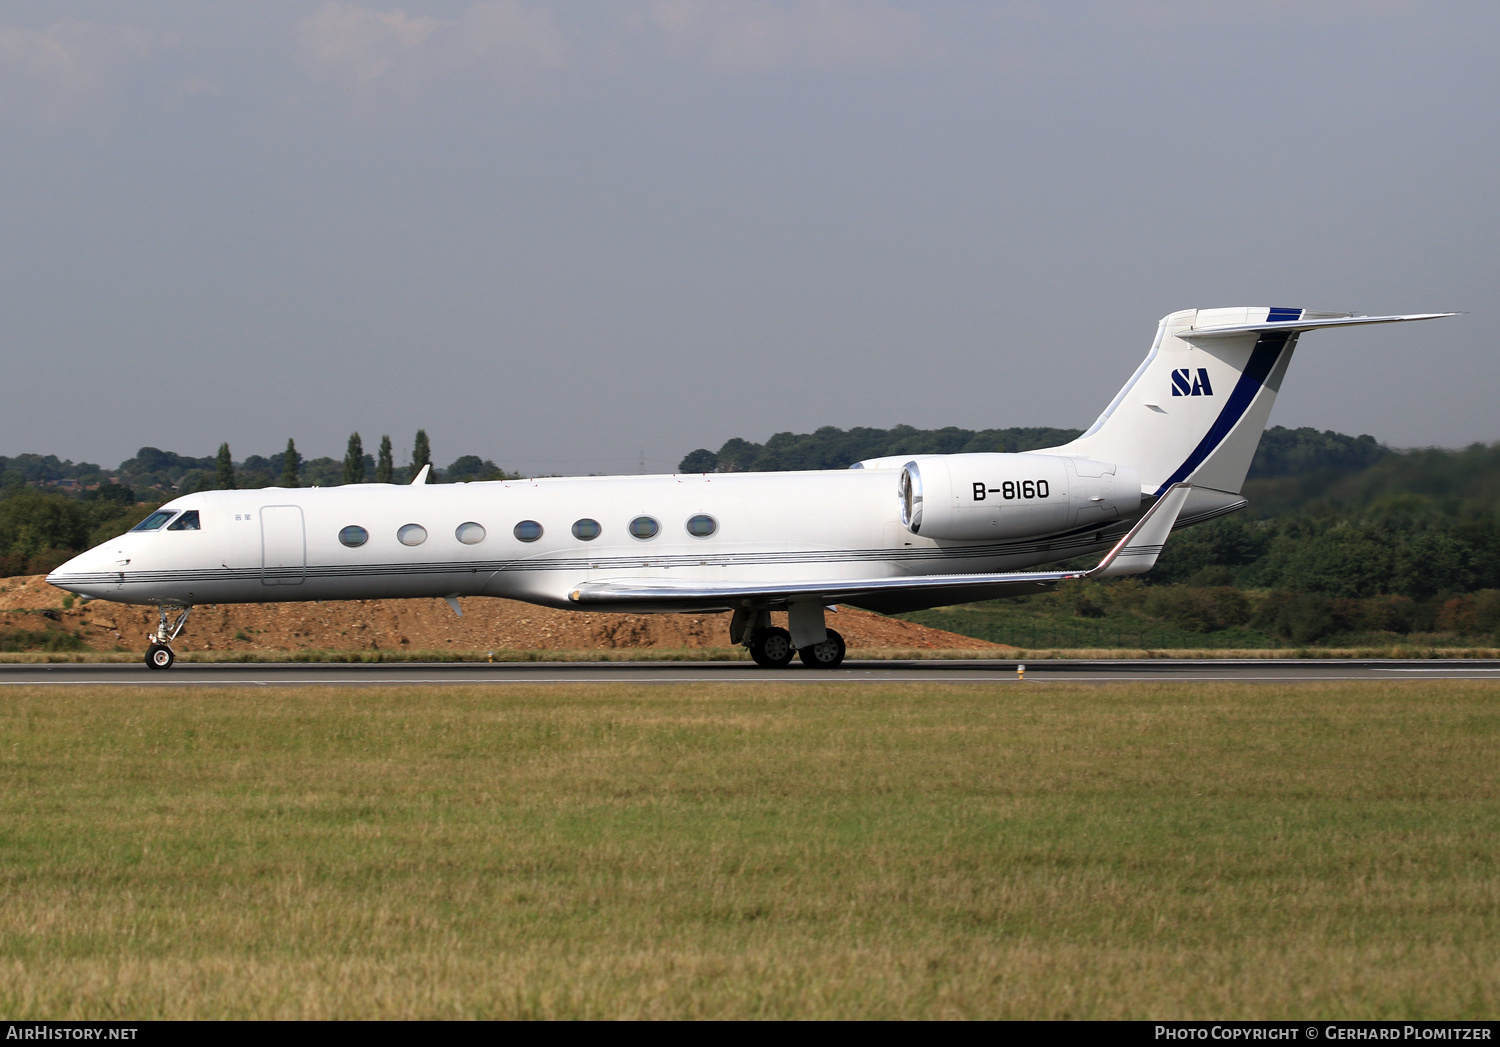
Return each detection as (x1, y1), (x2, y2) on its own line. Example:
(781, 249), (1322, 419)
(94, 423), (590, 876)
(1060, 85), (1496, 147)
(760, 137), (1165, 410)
(1153, 326), (1297, 496)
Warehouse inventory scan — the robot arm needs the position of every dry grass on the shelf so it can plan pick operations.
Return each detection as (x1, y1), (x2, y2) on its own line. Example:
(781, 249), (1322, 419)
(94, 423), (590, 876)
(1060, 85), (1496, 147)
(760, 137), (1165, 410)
(1, 681), (1497, 1018)
(979, 646), (1500, 660)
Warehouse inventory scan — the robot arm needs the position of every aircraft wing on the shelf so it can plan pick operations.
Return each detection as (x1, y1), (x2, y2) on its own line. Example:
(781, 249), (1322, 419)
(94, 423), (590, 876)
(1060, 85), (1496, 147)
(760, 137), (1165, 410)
(568, 483), (1193, 615)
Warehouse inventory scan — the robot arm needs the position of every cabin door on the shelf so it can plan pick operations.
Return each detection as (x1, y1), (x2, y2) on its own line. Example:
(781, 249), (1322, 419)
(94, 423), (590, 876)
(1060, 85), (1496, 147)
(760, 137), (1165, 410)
(260, 505), (306, 586)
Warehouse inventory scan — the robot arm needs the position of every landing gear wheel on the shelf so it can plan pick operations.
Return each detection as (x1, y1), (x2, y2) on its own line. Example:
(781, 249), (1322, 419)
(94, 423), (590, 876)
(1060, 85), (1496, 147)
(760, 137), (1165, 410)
(749, 627), (795, 669)
(145, 644), (175, 671)
(797, 629), (846, 669)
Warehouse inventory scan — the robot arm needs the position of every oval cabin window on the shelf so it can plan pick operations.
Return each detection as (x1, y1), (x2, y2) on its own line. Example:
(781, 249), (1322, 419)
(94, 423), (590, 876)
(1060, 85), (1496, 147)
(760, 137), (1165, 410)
(514, 520), (543, 542)
(572, 518), (602, 541)
(455, 522), (486, 545)
(686, 514), (717, 538)
(397, 524), (428, 547)
(339, 525), (369, 547)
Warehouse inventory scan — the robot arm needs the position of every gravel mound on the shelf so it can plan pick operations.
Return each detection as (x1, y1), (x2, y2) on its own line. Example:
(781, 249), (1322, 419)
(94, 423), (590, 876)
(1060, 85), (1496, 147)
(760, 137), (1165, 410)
(1, 575), (1002, 654)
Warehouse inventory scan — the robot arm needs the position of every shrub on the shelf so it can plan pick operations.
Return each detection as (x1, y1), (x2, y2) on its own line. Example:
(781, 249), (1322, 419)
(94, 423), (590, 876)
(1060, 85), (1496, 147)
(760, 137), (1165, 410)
(1251, 592), (1338, 644)
(0, 492), (88, 563)
(1472, 590), (1500, 632)
(1436, 596), (1477, 634)
(1144, 586), (1251, 633)
(1361, 595), (1416, 634)
(0, 628), (85, 652)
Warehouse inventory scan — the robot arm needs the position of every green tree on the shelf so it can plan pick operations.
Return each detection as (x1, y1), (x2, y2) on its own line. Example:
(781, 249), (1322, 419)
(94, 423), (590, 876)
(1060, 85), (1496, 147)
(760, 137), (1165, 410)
(376, 435), (394, 483)
(280, 439), (302, 488)
(0, 491), (89, 574)
(343, 433), (365, 485)
(412, 429), (431, 481)
(678, 448), (718, 473)
(445, 455), (508, 482)
(215, 443), (236, 490)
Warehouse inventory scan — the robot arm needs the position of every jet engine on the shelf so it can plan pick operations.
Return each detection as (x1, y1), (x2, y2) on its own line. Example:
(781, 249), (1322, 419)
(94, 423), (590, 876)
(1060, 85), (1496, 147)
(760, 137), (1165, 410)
(898, 453), (1142, 541)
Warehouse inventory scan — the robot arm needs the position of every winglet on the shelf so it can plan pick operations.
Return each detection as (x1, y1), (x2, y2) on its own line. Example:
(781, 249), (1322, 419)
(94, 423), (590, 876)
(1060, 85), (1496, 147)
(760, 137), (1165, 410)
(412, 464), (431, 485)
(1087, 483), (1192, 578)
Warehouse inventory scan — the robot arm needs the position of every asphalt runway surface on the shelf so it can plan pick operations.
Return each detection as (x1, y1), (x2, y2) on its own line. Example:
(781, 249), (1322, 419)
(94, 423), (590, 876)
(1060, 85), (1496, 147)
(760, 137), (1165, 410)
(4, 659), (1500, 685)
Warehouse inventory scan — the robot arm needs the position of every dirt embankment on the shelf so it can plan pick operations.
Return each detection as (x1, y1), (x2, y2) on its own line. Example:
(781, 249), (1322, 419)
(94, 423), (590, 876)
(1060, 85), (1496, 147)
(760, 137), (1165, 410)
(0, 575), (1002, 654)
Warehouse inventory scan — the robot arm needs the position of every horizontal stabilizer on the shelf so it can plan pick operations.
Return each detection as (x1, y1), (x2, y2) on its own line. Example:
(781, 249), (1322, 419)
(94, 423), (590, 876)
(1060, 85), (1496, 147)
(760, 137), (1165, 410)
(1183, 312), (1456, 340)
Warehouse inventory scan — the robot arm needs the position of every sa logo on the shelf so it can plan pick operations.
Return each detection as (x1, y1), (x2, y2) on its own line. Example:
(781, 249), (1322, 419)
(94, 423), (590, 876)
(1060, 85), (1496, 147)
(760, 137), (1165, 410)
(1171, 367), (1214, 397)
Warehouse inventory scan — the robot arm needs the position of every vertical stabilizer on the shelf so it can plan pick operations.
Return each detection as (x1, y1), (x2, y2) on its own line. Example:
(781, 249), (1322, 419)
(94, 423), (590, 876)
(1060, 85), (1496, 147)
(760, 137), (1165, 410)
(1038, 307), (1452, 497)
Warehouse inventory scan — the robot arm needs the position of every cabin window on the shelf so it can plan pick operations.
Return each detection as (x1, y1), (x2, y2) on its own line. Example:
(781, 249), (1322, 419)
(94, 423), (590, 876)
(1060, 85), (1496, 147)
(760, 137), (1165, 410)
(455, 522), (486, 545)
(166, 510), (201, 531)
(398, 523), (428, 547)
(686, 514), (718, 538)
(339, 525), (369, 547)
(131, 511), (176, 532)
(514, 520), (543, 543)
(628, 516), (659, 540)
(571, 518), (601, 541)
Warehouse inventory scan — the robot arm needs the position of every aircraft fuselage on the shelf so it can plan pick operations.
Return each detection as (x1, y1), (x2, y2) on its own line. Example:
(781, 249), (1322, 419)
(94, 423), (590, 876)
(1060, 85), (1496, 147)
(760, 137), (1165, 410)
(50, 468), (1127, 613)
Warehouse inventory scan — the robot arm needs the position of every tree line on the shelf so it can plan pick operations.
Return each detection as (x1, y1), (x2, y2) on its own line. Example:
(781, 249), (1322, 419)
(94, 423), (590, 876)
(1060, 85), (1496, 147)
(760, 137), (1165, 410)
(0, 429), (517, 576)
(679, 423), (1500, 641)
(9, 422), (1500, 645)
(677, 423), (1389, 479)
(0, 429), (518, 503)
(677, 424), (1088, 473)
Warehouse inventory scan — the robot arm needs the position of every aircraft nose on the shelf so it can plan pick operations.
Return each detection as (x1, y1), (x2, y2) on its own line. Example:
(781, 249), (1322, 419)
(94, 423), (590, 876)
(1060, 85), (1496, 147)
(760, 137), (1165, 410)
(46, 546), (121, 599)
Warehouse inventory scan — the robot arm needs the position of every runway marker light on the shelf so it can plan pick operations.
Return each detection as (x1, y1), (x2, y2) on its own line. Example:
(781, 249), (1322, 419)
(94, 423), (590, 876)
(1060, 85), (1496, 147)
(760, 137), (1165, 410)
(1017, 662), (1025, 680)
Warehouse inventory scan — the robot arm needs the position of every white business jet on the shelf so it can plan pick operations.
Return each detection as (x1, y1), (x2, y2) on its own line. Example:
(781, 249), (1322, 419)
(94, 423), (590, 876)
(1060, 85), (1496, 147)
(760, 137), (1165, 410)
(48, 306), (1453, 670)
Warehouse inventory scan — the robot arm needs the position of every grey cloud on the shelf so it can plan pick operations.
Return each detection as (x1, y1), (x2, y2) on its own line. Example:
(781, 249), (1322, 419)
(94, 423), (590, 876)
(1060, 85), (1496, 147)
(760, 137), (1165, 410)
(0, 17), (168, 113)
(293, 1), (568, 101)
(0, 1), (1491, 474)
(648, 0), (929, 73)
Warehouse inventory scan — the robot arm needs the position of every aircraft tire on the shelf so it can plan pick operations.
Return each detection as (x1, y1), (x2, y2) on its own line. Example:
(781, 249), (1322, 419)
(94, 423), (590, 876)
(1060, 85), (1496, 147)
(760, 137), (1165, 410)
(749, 627), (795, 669)
(145, 644), (175, 670)
(797, 629), (846, 669)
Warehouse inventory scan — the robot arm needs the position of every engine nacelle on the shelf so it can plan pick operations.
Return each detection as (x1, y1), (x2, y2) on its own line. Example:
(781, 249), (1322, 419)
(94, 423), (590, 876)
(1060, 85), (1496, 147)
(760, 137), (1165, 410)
(898, 453), (1142, 541)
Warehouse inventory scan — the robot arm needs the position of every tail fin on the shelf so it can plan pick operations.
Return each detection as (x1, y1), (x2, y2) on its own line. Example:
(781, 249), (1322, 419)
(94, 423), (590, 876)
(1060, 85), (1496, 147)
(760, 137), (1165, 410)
(1041, 307), (1454, 497)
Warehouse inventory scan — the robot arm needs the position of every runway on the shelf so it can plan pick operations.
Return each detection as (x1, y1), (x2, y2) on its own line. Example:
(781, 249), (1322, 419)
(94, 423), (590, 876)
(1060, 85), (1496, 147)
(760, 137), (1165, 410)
(4, 658), (1500, 685)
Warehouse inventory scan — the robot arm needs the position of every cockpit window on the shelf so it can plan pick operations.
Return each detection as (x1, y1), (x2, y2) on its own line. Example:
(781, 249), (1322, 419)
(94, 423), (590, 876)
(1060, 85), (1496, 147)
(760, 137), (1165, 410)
(167, 510), (201, 531)
(131, 511), (176, 532)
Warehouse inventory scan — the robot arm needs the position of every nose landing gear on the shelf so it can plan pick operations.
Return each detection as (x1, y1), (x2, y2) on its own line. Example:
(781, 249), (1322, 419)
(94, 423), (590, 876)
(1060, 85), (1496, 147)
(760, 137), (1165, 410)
(144, 605), (192, 671)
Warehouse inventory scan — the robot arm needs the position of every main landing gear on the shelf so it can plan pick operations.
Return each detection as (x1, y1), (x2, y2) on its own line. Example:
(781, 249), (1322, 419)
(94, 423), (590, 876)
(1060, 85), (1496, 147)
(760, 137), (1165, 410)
(796, 630), (846, 669)
(748, 626), (795, 668)
(732, 607), (847, 670)
(145, 604), (192, 671)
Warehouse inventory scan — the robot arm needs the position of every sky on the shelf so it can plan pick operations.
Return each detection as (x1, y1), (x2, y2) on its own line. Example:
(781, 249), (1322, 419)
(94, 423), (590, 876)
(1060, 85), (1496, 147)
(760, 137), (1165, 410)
(0, 1), (1494, 476)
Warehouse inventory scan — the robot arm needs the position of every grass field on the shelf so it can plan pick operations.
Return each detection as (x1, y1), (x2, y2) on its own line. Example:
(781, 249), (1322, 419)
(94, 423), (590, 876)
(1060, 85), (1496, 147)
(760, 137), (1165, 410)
(1, 681), (1497, 1019)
